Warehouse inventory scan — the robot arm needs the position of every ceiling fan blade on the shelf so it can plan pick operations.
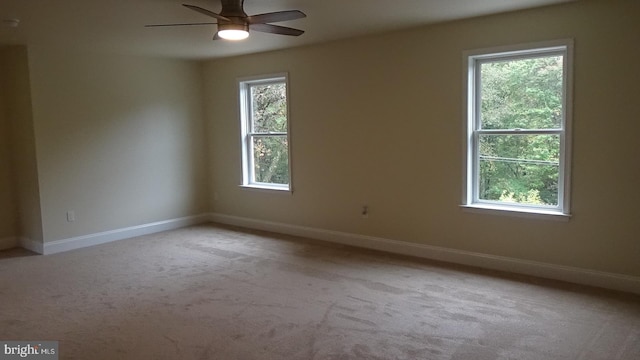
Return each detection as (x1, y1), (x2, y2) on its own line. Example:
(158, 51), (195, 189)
(183, 4), (230, 22)
(145, 22), (217, 27)
(247, 10), (306, 24)
(250, 23), (304, 36)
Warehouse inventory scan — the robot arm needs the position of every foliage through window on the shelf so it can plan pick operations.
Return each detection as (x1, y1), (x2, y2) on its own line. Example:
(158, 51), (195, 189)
(464, 41), (572, 216)
(239, 74), (291, 190)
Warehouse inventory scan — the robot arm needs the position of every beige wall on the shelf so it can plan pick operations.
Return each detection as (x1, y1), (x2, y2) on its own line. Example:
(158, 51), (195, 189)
(0, 46), (42, 244)
(204, 0), (640, 277)
(0, 48), (18, 244)
(27, 48), (208, 242)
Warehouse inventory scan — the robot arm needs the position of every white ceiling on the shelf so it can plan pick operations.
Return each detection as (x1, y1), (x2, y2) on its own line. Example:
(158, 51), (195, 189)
(0, 0), (575, 60)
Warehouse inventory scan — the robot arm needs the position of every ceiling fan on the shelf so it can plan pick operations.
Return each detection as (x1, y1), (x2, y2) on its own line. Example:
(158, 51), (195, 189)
(146, 0), (306, 41)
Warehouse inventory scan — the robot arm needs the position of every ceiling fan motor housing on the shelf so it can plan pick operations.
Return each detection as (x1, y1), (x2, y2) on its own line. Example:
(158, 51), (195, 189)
(218, 22), (249, 33)
(220, 0), (248, 19)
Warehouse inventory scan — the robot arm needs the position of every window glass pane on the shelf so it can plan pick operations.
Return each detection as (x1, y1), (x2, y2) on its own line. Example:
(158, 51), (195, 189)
(251, 83), (287, 133)
(252, 136), (289, 185)
(480, 55), (563, 130)
(479, 134), (559, 206)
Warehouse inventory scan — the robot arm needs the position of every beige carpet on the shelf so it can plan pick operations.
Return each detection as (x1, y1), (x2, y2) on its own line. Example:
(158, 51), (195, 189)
(0, 224), (639, 359)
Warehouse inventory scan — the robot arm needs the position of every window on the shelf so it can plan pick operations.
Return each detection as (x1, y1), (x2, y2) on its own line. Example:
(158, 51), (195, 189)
(239, 74), (292, 191)
(463, 40), (573, 218)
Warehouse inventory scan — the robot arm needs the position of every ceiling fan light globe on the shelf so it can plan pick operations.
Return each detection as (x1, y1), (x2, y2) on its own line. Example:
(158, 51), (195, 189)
(218, 29), (249, 40)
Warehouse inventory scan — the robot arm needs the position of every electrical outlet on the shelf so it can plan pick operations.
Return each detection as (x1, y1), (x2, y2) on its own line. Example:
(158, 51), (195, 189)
(361, 205), (369, 219)
(67, 211), (75, 222)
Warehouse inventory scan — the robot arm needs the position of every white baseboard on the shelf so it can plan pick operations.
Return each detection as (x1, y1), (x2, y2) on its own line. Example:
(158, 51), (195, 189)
(42, 214), (211, 255)
(20, 237), (43, 254)
(0, 237), (19, 251)
(210, 213), (640, 295)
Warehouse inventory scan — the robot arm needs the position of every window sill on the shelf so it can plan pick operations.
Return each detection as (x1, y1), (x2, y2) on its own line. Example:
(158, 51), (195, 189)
(460, 204), (571, 222)
(239, 184), (293, 194)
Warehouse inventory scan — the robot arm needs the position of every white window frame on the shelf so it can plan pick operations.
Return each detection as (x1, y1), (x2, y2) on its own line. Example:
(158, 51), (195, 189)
(462, 40), (573, 220)
(238, 73), (292, 192)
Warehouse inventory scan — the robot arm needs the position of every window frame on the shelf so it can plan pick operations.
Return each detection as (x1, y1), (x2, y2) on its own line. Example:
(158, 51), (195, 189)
(238, 73), (293, 192)
(462, 40), (573, 220)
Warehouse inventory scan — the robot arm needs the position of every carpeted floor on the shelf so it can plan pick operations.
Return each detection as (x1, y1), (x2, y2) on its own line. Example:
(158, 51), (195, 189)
(0, 223), (639, 359)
